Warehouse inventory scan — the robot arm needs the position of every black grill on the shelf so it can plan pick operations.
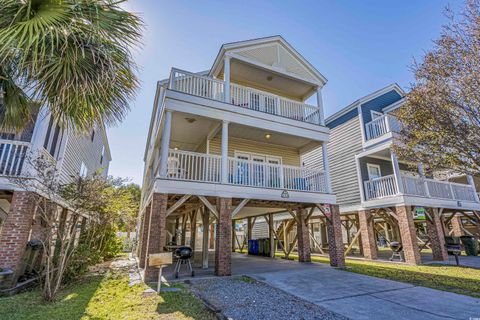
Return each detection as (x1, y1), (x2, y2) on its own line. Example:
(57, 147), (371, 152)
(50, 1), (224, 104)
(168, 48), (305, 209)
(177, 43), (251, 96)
(173, 246), (194, 278)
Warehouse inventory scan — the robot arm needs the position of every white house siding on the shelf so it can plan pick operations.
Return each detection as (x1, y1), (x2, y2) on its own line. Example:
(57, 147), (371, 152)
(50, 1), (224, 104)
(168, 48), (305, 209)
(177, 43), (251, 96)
(302, 116), (363, 207)
(58, 126), (110, 184)
(209, 136), (301, 166)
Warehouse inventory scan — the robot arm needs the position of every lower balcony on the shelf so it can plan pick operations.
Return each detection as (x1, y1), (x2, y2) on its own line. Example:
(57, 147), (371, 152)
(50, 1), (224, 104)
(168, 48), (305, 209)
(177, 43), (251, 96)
(165, 149), (328, 193)
(364, 173), (479, 203)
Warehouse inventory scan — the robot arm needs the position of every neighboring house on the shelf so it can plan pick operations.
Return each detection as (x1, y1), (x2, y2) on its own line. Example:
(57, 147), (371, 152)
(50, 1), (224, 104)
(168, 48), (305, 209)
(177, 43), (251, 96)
(304, 84), (480, 264)
(0, 105), (111, 290)
(138, 36), (346, 281)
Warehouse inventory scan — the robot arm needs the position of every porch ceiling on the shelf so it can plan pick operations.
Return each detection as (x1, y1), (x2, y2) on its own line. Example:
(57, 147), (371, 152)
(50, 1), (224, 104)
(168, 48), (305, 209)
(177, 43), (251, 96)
(218, 59), (317, 100)
(169, 112), (319, 152)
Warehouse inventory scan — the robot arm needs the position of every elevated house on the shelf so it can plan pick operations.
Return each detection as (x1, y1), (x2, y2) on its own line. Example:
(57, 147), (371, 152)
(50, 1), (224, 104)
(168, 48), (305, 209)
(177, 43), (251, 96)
(0, 105), (111, 290)
(138, 36), (345, 280)
(304, 84), (480, 264)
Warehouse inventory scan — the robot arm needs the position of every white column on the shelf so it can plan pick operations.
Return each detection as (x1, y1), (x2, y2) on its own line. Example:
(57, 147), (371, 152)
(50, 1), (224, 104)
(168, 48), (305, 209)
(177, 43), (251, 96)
(355, 156), (366, 201)
(316, 88), (325, 126)
(221, 120), (229, 183)
(30, 106), (51, 152)
(467, 175), (479, 202)
(159, 110), (173, 178)
(390, 151), (404, 194)
(417, 163), (430, 197)
(322, 142), (332, 193)
(224, 56), (231, 103)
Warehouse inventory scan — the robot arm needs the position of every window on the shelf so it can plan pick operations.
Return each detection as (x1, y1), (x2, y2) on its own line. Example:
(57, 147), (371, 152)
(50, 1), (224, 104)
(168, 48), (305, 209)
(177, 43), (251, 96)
(91, 130), (95, 142)
(367, 163), (382, 180)
(79, 162), (88, 178)
(371, 111), (383, 120)
(100, 146), (105, 164)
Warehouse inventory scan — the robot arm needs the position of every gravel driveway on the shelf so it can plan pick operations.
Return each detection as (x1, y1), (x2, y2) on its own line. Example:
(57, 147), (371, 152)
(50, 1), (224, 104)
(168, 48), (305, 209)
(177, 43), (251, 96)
(189, 276), (348, 320)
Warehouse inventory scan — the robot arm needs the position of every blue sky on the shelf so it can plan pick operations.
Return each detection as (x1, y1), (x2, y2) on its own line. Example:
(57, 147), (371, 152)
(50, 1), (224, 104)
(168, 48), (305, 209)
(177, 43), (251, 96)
(110, 0), (461, 184)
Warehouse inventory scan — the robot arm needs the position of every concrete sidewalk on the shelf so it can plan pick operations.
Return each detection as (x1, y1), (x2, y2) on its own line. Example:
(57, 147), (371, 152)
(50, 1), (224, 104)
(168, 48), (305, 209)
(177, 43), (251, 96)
(247, 262), (480, 320)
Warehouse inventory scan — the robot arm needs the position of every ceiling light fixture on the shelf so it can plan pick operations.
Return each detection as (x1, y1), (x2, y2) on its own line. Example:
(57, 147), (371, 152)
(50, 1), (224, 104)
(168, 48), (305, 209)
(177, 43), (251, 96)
(265, 134), (272, 139)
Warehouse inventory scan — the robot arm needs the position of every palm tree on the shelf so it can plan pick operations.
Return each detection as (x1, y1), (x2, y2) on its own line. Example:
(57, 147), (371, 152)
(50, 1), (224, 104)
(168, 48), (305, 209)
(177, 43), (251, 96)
(0, 0), (143, 131)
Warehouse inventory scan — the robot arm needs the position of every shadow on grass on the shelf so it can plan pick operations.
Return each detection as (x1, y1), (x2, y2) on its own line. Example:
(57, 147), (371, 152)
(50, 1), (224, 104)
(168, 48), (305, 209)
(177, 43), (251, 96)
(0, 275), (104, 320)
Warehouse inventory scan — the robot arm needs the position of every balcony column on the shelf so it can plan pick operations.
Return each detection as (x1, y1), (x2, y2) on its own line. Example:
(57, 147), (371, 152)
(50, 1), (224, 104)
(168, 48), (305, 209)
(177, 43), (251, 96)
(221, 120), (229, 183)
(467, 175), (479, 202)
(390, 151), (404, 194)
(316, 88), (325, 126)
(159, 110), (173, 178)
(355, 156), (366, 201)
(322, 142), (332, 193)
(417, 163), (430, 197)
(224, 56), (231, 103)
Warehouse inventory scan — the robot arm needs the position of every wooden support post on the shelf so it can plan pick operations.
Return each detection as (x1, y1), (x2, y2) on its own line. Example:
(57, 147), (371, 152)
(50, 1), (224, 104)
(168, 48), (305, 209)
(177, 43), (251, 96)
(269, 213), (275, 258)
(202, 206), (209, 269)
(190, 210), (198, 258)
(232, 219), (236, 252)
(181, 214), (187, 245)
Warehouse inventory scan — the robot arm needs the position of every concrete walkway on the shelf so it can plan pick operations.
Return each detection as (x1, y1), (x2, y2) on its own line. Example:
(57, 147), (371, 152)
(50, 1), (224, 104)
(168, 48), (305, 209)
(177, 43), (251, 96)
(242, 257), (480, 320)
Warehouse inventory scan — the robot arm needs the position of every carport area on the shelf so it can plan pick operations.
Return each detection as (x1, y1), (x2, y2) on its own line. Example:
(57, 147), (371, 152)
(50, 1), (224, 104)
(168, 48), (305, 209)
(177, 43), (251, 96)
(160, 252), (480, 320)
(161, 252), (320, 281)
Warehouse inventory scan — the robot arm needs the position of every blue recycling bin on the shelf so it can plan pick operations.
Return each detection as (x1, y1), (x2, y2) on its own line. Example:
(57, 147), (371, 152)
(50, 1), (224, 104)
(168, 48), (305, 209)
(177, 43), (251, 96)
(248, 239), (259, 255)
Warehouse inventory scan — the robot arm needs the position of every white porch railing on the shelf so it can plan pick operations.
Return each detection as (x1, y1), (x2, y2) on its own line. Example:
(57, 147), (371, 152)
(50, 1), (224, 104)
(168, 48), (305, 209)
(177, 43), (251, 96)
(169, 68), (321, 125)
(364, 173), (478, 202)
(166, 149), (221, 183)
(170, 69), (225, 101)
(164, 149), (328, 193)
(364, 174), (398, 200)
(0, 140), (30, 176)
(365, 114), (400, 141)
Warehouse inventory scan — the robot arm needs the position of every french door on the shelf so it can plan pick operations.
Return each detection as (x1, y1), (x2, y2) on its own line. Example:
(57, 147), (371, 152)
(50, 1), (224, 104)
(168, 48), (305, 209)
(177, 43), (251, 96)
(234, 152), (282, 188)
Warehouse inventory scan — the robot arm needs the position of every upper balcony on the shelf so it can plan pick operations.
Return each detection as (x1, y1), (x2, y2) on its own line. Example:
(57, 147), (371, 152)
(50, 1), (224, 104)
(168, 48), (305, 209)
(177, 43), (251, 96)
(365, 114), (400, 142)
(0, 139), (56, 179)
(169, 68), (323, 126)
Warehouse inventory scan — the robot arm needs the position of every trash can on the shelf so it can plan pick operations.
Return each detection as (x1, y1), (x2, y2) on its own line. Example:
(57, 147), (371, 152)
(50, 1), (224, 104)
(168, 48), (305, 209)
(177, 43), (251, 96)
(444, 236), (461, 246)
(248, 239), (259, 255)
(460, 236), (479, 256)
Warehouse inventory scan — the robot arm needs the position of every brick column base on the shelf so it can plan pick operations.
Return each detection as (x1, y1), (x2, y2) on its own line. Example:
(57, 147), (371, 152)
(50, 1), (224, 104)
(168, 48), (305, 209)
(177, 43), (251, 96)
(426, 209), (448, 261)
(358, 210), (377, 260)
(215, 197), (232, 276)
(138, 204), (151, 269)
(144, 194), (168, 282)
(325, 204), (345, 267)
(395, 205), (421, 265)
(296, 209), (311, 262)
(0, 191), (36, 288)
(450, 215), (464, 237)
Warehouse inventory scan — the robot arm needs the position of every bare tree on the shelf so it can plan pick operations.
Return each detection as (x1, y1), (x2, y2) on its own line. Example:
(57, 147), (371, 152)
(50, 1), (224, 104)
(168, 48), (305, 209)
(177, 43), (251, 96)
(394, 0), (480, 175)
(10, 153), (79, 301)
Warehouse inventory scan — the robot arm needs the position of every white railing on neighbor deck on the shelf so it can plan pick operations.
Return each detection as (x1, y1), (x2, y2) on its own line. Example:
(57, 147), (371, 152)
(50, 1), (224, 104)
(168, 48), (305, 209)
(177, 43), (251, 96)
(0, 140), (30, 176)
(364, 174), (398, 200)
(365, 114), (400, 141)
(364, 173), (478, 202)
(164, 149), (328, 193)
(169, 68), (321, 125)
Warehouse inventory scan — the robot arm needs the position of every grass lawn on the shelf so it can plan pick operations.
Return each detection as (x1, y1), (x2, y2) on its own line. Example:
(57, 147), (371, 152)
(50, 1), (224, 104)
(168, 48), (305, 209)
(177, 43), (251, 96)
(272, 252), (480, 298)
(0, 268), (215, 319)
